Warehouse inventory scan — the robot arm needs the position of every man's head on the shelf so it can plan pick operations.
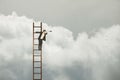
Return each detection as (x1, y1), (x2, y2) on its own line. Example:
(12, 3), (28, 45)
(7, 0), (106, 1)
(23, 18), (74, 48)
(43, 30), (47, 34)
(43, 30), (46, 32)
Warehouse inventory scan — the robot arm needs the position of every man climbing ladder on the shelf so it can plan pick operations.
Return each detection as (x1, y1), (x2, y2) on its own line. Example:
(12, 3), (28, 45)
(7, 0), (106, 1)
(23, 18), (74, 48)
(38, 30), (47, 50)
(33, 22), (51, 80)
(33, 22), (43, 80)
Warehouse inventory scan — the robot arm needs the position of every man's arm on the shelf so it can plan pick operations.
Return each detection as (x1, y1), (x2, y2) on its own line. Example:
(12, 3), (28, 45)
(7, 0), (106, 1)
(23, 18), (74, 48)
(43, 33), (47, 41)
(38, 32), (42, 40)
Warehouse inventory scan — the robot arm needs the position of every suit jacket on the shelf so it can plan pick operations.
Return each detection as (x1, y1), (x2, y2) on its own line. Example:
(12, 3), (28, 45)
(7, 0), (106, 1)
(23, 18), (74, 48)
(38, 32), (47, 41)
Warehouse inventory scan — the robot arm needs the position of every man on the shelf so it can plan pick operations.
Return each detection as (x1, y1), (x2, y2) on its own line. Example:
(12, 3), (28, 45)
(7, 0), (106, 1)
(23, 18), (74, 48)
(38, 30), (47, 50)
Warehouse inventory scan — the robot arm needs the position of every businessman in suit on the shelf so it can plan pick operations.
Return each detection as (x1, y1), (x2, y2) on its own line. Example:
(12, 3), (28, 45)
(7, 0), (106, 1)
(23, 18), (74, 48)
(38, 30), (47, 50)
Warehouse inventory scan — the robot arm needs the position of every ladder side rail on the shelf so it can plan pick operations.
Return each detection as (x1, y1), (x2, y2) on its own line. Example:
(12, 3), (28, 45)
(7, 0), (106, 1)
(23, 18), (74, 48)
(33, 22), (35, 80)
(40, 22), (42, 80)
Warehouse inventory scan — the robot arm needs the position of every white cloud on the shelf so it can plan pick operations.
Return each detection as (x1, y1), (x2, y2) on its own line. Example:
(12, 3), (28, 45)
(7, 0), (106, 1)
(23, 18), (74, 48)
(0, 12), (120, 80)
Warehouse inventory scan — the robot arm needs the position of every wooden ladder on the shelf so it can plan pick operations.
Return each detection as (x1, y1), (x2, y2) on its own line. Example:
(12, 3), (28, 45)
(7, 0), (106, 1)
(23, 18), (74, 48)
(33, 22), (43, 80)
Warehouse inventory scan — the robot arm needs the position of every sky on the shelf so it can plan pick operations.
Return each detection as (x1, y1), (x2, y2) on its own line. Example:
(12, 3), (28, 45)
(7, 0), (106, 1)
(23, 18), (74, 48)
(0, 0), (120, 80)
(0, 0), (120, 36)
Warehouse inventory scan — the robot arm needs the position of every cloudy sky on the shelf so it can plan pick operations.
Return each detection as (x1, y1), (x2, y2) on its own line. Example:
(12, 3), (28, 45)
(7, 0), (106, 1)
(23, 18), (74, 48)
(0, 0), (120, 80)
(0, 0), (120, 36)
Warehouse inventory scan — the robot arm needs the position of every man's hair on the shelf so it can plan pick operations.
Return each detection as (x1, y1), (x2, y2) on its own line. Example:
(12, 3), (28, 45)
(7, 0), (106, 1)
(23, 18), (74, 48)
(43, 30), (46, 32)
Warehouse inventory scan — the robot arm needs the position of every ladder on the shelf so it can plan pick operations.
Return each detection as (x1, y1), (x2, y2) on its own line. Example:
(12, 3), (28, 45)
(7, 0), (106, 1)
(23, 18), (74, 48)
(33, 22), (43, 80)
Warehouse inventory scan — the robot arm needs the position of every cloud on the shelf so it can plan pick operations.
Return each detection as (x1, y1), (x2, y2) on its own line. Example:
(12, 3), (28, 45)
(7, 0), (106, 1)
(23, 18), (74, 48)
(0, 12), (33, 80)
(43, 25), (120, 80)
(0, 12), (120, 80)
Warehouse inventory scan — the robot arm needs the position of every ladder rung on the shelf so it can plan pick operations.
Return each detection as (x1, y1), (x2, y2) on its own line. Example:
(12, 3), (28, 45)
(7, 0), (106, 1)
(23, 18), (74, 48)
(34, 61), (41, 62)
(34, 44), (39, 45)
(34, 49), (39, 50)
(34, 38), (38, 39)
(34, 32), (41, 33)
(34, 55), (41, 56)
(34, 26), (41, 28)
(33, 49), (42, 51)
(34, 73), (41, 74)
(34, 79), (41, 80)
(34, 67), (41, 68)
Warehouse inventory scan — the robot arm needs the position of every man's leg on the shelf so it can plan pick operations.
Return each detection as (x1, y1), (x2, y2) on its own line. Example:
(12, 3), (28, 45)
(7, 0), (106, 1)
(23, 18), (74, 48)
(38, 40), (42, 50)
